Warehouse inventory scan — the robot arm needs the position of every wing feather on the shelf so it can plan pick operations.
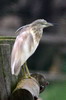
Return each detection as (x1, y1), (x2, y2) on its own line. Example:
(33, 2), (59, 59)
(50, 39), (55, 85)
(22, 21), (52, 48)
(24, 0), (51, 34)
(11, 31), (34, 75)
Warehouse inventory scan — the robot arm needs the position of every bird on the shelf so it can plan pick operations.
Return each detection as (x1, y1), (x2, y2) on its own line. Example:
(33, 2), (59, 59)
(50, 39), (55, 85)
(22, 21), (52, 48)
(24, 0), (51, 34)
(11, 19), (53, 77)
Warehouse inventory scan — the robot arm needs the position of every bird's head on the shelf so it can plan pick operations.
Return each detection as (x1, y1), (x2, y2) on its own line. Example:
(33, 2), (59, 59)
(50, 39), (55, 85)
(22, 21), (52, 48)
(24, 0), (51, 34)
(31, 19), (53, 30)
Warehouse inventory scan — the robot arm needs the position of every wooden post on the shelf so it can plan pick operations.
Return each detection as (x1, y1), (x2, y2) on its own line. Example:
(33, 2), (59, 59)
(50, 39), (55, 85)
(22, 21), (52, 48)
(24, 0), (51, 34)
(10, 73), (48, 100)
(10, 77), (40, 100)
(0, 44), (11, 100)
(0, 37), (18, 100)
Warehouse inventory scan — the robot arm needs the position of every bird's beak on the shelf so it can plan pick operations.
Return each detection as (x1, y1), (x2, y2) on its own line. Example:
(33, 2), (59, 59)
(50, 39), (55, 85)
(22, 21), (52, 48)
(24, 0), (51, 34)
(43, 22), (53, 28)
(45, 22), (53, 27)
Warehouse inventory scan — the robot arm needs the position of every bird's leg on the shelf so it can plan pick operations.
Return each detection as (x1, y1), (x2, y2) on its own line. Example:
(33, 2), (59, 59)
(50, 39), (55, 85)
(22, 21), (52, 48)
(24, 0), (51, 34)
(22, 65), (25, 77)
(22, 62), (31, 78)
(24, 62), (31, 78)
(22, 64), (28, 78)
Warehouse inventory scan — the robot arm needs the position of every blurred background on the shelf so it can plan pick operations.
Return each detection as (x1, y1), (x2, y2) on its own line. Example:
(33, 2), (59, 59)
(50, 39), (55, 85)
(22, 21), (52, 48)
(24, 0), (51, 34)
(0, 0), (66, 100)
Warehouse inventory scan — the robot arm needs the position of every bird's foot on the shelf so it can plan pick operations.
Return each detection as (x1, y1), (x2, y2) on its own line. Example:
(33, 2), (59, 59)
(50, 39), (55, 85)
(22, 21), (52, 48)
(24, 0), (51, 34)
(22, 74), (31, 79)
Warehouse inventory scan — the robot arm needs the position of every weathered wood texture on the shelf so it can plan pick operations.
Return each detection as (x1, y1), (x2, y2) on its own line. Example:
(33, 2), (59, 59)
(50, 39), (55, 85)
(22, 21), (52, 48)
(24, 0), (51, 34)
(0, 44), (11, 100)
(0, 37), (18, 100)
(10, 78), (40, 100)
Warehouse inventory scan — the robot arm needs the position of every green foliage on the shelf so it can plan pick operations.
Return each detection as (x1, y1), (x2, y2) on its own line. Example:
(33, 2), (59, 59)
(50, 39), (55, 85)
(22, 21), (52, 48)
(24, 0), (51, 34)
(40, 82), (66, 100)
